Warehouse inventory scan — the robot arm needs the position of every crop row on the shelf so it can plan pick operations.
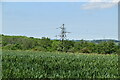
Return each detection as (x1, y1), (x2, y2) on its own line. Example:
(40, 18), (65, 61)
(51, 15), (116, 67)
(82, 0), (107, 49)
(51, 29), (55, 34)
(2, 50), (119, 78)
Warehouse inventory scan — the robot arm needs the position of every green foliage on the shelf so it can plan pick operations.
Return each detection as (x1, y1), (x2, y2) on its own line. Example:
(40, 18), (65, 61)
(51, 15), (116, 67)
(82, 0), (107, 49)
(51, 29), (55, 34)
(38, 37), (52, 49)
(51, 40), (62, 51)
(1, 35), (120, 54)
(97, 41), (117, 54)
(9, 44), (21, 50)
(80, 47), (91, 53)
(62, 40), (74, 52)
(2, 50), (119, 78)
(32, 46), (47, 51)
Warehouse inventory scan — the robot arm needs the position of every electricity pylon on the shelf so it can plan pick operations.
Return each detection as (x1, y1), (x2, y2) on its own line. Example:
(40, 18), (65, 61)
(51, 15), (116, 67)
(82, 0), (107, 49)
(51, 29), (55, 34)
(56, 24), (70, 41)
(56, 24), (70, 51)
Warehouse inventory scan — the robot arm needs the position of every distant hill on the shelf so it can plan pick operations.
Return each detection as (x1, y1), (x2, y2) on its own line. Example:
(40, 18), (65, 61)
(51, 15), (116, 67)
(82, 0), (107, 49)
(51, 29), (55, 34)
(72, 39), (120, 44)
(89, 39), (120, 44)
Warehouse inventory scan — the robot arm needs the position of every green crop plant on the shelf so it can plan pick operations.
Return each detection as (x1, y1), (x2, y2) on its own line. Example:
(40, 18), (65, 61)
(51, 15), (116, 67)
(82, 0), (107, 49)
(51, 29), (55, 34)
(2, 50), (119, 78)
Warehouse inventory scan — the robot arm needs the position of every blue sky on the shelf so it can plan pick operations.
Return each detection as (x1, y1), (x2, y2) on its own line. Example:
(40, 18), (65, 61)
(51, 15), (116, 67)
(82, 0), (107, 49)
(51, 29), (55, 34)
(2, 2), (118, 40)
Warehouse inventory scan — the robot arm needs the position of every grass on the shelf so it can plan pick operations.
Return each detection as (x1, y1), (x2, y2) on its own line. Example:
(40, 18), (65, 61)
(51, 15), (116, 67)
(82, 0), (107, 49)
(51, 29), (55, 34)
(2, 50), (119, 78)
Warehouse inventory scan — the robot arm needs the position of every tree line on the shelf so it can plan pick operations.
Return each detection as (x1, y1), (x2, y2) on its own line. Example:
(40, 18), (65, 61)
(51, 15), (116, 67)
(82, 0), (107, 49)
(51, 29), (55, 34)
(1, 34), (120, 54)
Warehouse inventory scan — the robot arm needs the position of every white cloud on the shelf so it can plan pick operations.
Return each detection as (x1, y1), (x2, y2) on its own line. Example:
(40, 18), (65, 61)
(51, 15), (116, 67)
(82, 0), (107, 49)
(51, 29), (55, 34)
(81, 0), (120, 10)
(1, 0), (119, 9)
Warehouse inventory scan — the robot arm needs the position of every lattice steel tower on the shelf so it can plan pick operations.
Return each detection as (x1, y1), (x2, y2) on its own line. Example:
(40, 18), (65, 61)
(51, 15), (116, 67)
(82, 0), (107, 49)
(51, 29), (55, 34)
(56, 24), (70, 41)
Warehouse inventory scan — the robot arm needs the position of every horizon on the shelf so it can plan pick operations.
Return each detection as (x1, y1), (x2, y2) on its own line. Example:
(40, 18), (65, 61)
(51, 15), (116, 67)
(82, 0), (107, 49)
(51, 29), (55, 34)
(1, 34), (119, 41)
(1, 2), (118, 40)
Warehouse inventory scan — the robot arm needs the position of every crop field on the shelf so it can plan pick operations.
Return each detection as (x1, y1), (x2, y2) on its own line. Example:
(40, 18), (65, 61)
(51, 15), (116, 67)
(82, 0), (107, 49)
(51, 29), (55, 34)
(2, 50), (119, 78)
